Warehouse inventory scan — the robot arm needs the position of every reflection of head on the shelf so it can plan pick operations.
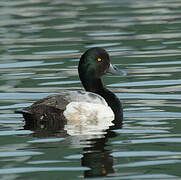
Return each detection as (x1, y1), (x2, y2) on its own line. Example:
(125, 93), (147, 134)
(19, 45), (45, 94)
(82, 150), (115, 178)
(82, 130), (118, 178)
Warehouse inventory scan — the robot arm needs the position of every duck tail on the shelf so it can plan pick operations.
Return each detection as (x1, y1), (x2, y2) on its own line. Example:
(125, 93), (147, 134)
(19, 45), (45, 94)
(15, 109), (32, 115)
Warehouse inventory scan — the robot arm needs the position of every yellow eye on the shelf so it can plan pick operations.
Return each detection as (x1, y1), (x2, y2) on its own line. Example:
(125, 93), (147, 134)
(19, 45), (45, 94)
(97, 58), (102, 62)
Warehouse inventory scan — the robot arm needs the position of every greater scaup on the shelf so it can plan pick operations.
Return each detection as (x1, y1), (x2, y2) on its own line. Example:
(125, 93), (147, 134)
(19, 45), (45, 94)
(16, 47), (124, 129)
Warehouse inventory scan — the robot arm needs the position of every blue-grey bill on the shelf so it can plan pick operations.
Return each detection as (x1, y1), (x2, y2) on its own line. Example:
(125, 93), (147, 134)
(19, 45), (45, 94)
(107, 64), (127, 76)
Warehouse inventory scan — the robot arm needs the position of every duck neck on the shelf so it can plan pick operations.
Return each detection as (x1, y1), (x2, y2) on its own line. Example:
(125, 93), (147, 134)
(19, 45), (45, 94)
(81, 76), (104, 93)
(80, 75), (123, 125)
(79, 73), (110, 101)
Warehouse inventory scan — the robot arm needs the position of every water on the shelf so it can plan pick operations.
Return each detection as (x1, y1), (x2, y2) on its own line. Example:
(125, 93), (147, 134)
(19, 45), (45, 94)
(0, 0), (181, 179)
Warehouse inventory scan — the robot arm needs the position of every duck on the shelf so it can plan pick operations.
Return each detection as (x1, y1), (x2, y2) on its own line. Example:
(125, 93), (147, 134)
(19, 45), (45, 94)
(16, 47), (124, 130)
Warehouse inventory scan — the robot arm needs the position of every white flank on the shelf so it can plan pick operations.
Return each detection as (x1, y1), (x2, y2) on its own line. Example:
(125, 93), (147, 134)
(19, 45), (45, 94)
(63, 102), (114, 136)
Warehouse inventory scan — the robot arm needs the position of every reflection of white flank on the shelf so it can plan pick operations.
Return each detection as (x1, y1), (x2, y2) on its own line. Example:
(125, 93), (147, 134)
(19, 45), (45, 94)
(63, 102), (114, 136)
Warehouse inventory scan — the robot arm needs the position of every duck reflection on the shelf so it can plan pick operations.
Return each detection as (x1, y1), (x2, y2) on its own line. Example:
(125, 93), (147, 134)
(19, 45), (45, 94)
(81, 130), (118, 177)
(24, 114), (122, 178)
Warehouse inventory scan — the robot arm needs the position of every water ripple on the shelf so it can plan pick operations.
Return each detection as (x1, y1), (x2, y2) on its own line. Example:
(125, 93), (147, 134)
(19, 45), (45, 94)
(111, 151), (181, 157)
(0, 166), (89, 175)
(109, 79), (181, 87)
(0, 151), (43, 158)
(115, 159), (181, 168)
(0, 130), (32, 136)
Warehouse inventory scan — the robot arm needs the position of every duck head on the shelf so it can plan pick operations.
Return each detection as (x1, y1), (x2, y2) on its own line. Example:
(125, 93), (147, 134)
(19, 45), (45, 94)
(78, 47), (124, 91)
